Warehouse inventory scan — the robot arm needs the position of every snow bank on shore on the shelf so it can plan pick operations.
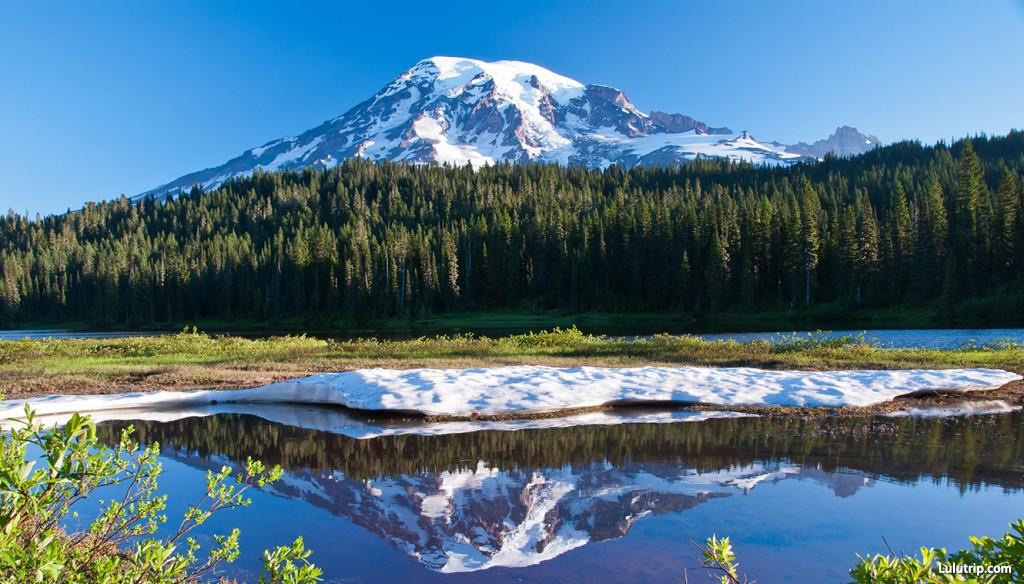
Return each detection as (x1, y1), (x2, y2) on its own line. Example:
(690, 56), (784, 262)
(1, 365), (1019, 419)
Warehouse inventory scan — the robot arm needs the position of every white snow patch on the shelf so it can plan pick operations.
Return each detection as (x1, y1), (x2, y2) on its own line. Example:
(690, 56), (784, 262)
(249, 138), (286, 157)
(413, 56), (585, 103)
(410, 114), (496, 168)
(576, 129), (805, 166)
(1, 366), (1017, 419)
(257, 136), (324, 172)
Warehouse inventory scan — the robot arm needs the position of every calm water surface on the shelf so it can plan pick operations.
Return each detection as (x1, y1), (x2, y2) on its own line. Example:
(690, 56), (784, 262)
(5, 327), (1024, 348)
(77, 408), (1024, 583)
(698, 328), (1024, 349)
(0, 329), (163, 340)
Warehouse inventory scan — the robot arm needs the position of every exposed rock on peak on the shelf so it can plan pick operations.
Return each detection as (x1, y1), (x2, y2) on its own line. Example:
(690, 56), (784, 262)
(786, 125), (880, 158)
(138, 57), (820, 200)
(648, 111), (732, 135)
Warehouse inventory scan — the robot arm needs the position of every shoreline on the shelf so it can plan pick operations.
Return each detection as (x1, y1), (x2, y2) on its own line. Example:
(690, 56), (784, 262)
(8, 305), (1024, 338)
(2, 331), (1022, 420)
(3, 383), (1021, 425)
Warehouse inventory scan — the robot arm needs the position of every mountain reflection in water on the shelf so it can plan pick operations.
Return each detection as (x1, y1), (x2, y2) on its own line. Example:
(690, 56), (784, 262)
(95, 410), (1024, 579)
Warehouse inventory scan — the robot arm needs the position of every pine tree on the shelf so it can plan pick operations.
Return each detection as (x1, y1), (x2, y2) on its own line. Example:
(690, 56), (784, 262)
(835, 206), (859, 302)
(993, 168), (1019, 283)
(798, 178), (821, 307)
(915, 177), (949, 298)
(441, 229), (460, 308)
(954, 139), (986, 295)
(705, 231), (729, 311)
(856, 191), (881, 306)
(890, 182), (915, 297)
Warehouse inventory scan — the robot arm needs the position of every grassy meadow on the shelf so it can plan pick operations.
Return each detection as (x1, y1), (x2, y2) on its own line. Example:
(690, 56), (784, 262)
(1, 328), (1021, 399)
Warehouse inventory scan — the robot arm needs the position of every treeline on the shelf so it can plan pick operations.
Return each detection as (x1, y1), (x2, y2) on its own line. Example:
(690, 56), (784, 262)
(1, 132), (1023, 326)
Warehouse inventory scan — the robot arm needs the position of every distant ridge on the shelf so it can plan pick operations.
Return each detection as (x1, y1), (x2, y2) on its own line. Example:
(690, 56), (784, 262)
(784, 125), (880, 158)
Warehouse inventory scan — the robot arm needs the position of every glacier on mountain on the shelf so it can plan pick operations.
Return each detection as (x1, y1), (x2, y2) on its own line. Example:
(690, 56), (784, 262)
(136, 57), (869, 200)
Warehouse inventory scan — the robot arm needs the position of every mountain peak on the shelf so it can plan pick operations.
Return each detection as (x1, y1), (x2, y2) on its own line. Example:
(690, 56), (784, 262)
(785, 126), (880, 158)
(137, 57), (817, 200)
(402, 56), (585, 101)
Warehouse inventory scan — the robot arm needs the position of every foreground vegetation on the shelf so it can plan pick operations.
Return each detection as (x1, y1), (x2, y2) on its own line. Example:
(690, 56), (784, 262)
(699, 524), (1023, 583)
(2, 134), (1024, 329)
(0, 328), (1021, 398)
(0, 408), (321, 583)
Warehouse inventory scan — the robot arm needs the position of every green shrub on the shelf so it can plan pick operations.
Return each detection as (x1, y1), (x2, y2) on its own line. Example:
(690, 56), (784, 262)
(851, 520), (1023, 583)
(0, 407), (322, 583)
(693, 524), (1022, 583)
(773, 331), (868, 352)
(697, 535), (749, 584)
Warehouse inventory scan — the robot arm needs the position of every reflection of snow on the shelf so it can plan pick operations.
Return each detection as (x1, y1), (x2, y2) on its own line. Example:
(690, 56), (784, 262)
(4, 403), (755, 438)
(231, 458), (873, 573)
(159, 439), (874, 574)
(444, 470), (586, 573)
(4, 366), (1018, 419)
(885, 400), (1021, 418)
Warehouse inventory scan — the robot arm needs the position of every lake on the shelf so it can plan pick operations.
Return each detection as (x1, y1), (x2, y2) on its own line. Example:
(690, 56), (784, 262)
(0, 329), (164, 340)
(5, 327), (1024, 348)
(698, 328), (1024, 349)
(76, 407), (1024, 583)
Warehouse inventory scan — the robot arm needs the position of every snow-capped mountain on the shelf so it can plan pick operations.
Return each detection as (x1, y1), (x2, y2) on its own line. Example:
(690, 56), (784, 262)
(784, 125), (880, 158)
(138, 57), (872, 200)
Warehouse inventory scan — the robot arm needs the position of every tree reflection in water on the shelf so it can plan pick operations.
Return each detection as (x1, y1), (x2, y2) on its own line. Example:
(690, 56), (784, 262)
(95, 410), (1024, 573)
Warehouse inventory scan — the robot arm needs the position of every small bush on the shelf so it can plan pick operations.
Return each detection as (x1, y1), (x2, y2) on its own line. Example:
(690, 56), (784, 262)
(851, 520), (1023, 583)
(692, 524), (1023, 583)
(0, 407), (322, 583)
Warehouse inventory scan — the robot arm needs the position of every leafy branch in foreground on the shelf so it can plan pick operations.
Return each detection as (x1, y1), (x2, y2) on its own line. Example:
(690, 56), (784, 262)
(691, 524), (1022, 583)
(851, 520), (1023, 583)
(693, 535), (751, 584)
(0, 406), (322, 583)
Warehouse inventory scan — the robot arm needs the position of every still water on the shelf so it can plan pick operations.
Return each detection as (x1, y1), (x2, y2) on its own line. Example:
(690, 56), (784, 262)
(5, 327), (1024, 348)
(0, 329), (163, 340)
(698, 328), (1024, 349)
(78, 408), (1024, 583)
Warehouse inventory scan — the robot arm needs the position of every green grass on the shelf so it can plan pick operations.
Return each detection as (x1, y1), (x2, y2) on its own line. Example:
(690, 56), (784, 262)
(1, 327), (1021, 399)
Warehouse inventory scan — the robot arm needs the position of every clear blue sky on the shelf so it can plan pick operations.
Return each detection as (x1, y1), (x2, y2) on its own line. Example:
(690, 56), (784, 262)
(2, 0), (1023, 215)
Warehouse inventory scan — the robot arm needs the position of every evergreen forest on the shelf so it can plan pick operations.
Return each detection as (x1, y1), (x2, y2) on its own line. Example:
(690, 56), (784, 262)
(2, 132), (1023, 328)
